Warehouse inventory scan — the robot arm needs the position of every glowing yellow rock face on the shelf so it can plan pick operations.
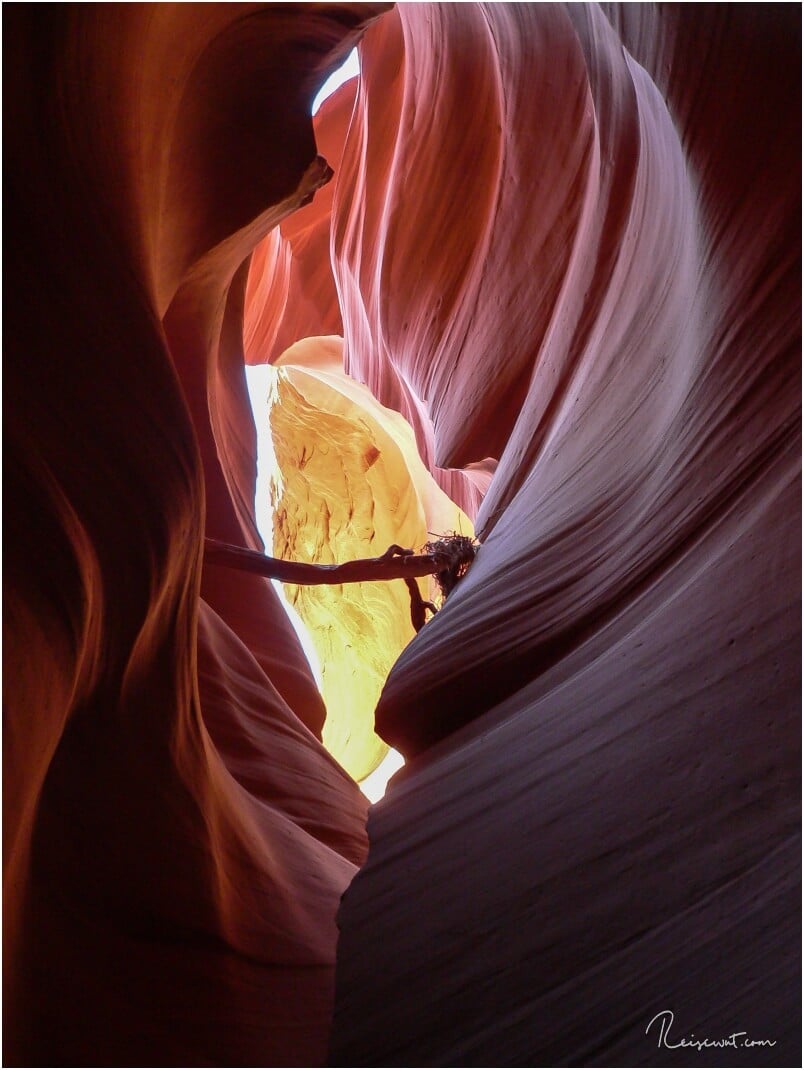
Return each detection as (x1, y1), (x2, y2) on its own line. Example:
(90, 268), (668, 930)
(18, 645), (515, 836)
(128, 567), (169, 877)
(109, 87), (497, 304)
(266, 336), (472, 783)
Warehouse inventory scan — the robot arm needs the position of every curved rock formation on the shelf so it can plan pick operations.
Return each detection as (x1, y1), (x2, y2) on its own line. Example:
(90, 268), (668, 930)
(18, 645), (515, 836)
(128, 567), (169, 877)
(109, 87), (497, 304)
(244, 81), (358, 368)
(5, 1), (800, 1067)
(245, 61), (495, 519)
(331, 4), (801, 1065)
(4, 4), (386, 1065)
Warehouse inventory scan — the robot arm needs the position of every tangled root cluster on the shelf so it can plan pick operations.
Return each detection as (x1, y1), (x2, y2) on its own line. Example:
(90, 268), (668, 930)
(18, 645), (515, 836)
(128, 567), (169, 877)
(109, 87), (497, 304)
(424, 533), (478, 600)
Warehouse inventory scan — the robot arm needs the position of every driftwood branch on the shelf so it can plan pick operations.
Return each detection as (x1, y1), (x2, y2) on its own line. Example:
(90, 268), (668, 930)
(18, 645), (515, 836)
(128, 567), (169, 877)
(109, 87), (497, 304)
(204, 538), (451, 584)
(203, 536), (476, 632)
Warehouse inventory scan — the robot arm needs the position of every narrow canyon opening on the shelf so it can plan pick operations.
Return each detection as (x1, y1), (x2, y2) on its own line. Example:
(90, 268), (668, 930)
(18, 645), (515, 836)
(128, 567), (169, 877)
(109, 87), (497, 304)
(243, 47), (475, 800)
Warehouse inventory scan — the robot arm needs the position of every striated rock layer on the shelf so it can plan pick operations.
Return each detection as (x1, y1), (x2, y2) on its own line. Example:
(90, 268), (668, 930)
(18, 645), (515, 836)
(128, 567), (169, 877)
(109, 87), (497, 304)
(244, 81), (358, 369)
(244, 65), (496, 520)
(331, 3), (801, 1067)
(4, 1), (800, 1067)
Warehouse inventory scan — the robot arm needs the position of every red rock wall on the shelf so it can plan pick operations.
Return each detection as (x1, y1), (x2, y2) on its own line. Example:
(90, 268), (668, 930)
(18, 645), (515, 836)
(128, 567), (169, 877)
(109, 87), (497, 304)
(4, 5), (386, 1065)
(244, 81), (357, 368)
(331, 3), (801, 1064)
(4, 1), (800, 1066)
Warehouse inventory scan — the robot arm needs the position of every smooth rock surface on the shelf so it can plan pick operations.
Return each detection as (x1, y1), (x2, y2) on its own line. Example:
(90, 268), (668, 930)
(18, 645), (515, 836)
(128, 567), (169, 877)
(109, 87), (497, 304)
(4, 5), (386, 1065)
(331, 4), (801, 1066)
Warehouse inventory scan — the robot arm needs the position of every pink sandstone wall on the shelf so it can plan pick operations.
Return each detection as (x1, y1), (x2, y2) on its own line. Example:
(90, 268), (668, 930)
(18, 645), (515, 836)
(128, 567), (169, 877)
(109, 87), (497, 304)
(331, 5), (800, 1065)
(4, 2), (800, 1065)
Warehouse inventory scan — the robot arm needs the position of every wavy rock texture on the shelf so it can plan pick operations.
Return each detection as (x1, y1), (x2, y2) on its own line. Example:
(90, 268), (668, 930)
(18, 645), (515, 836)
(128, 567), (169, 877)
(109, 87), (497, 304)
(331, 3), (801, 1066)
(4, 4), (388, 1065)
(4, 1), (800, 1067)
(267, 336), (472, 782)
(244, 81), (357, 368)
(245, 67), (496, 519)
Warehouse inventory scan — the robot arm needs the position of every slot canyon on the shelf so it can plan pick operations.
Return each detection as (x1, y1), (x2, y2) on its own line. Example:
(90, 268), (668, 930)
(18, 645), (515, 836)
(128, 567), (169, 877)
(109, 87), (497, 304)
(4, 3), (800, 1066)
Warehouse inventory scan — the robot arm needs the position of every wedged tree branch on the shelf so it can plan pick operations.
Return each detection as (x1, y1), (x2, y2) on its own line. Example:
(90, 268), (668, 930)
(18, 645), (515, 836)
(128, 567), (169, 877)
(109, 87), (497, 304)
(204, 538), (451, 585)
(203, 535), (475, 632)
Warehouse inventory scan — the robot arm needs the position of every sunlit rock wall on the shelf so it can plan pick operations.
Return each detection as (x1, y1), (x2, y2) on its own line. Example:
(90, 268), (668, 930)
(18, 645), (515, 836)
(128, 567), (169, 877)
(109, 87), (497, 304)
(331, 3), (801, 1066)
(265, 335), (471, 781)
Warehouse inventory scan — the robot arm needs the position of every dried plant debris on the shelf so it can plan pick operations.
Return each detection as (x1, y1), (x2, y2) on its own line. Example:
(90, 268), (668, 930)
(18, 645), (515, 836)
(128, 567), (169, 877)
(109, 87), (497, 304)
(424, 533), (479, 600)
